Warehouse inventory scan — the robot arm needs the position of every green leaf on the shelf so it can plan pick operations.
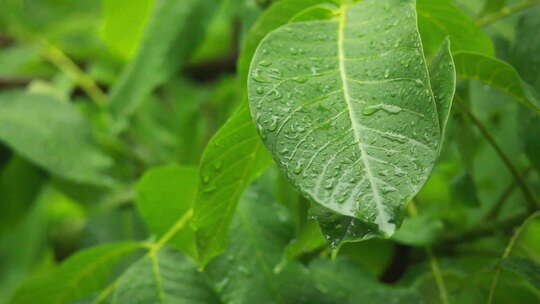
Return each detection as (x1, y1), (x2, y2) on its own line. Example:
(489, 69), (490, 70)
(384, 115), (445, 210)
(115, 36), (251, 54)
(11, 242), (143, 304)
(111, 247), (221, 304)
(108, 0), (218, 126)
(101, 0), (155, 60)
(429, 37), (456, 143)
(248, 0), (455, 240)
(450, 171), (480, 207)
(135, 165), (198, 258)
(238, 0), (339, 90)
(0, 92), (113, 185)
(192, 103), (272, 267)
(0, 156), (45, 233)
(204, 182), (331, 304)
(500, 257), (540, 291)
(417, 0), (494, 57)
(453, 51), (540, 114)
(0, 189), (50, 304)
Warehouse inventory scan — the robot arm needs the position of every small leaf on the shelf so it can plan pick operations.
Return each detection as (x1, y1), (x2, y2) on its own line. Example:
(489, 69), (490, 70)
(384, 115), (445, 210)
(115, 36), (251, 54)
(451, 171), (480, 207)
(11, 242), (143, 304)
(417, 0), (494, 57)
(453, 51), (540, 114)
(0, 92), (113, 186)
(108, 0), (218, 126)
(192, 103), (272, 267)
(248, 0), (455, 241)
(111, 247), (221, 303)
(135, 165), (198, 259)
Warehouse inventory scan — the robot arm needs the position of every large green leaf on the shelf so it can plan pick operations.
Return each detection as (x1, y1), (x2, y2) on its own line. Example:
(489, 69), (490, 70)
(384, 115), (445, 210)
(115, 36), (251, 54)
(417, 0), (494, 57)
(192, 103), (272, 267)
(107, 0), (218, 127)
(11, 242), (143, 304)
(0, 92), (113, 185)
(110, 247), (221, 304)
(248, 0), (455, 240)
(135, 165), (198, 259)
(453, 51), (540, 114)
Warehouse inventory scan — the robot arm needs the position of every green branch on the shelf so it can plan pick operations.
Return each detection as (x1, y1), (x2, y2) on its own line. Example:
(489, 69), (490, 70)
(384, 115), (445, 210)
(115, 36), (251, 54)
(478, 0), (540, 26)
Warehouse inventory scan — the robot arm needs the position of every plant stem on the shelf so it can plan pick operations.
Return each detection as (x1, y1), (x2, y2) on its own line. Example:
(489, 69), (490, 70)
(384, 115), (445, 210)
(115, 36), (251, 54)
(40, 41), (107, 107)
(478, 0), (540, 26)
(487, 211), (540, 304)
(457, 100), (538, 212)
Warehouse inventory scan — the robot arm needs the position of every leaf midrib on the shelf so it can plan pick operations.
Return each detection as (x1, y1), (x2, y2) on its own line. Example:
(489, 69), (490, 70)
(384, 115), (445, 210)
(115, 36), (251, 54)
(337, 6), (391, 233)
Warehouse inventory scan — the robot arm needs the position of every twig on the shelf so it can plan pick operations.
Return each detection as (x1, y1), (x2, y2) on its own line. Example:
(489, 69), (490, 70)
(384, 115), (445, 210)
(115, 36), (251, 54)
(40, 41), (107, 107)
(487, 211), (540, 304)
(456, 99), (538, 212)
(478, 0), (540, 26)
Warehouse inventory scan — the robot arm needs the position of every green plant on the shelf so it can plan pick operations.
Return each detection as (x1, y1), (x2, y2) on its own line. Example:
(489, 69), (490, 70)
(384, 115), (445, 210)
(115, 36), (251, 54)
(1, 0), (539, 303)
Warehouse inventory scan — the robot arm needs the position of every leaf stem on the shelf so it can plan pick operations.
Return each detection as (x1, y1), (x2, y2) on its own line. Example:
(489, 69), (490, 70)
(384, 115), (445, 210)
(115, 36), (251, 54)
(487, 211), (540, 304)
(478, 0), (540, 26)
(457, 99), (538, 212)
(40, 41), (107, 107)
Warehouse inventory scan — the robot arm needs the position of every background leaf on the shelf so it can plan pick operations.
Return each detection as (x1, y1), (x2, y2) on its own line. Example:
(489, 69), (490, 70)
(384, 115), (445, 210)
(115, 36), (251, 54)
(192, 104), (272, 267)
(108, 0), (218, 126)
(0, 92), (113, 185)
(136, 165), (198, 258)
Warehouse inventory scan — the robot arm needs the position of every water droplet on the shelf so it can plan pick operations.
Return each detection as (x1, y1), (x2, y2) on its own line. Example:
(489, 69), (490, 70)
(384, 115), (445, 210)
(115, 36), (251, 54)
(384, 69), (390, 78)
(259, 60), (272, 67)
(362, 104), (402, 116)
(213, 160), (223, 171)
(256, 87), (265, 95)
